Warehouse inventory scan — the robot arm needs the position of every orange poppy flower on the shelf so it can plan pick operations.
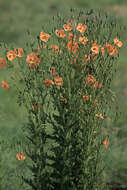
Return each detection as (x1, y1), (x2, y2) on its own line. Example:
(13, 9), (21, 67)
(60, 98), (68, 103)
(76, 23), (87, 34)
(82, 95), (89, 101)
(16, 152), (26, 160)
(67, 41), (79, 54)
(63, 23), (72, 31)
(55, 30), (66, 38)
(67, 33), (76, 41)
(31, 103), (40, 110)
(26, 52), (39, 63)
(91, 44), (100, 54)
(93, 81), (103, 88)
(44, 79), (54, 86)
(16, 154), (21, 160)
(1, 80), (10, 90)
(86, 75), (96, 85)
(20, 152), (26, 160)
(0, 58), (7, 69)
(113, 38), (122, 48)
(79, 36), (88, 45)
(7, 50), (17, 61)
(50, 66), (57, 76)
(26, 52), (41, 69)
(14, 48), (23, 57)
(54, 77), (63, 86)
(40, 31), (51, 43)
(95, 113), (104, 119)
(103, 139), (109, 148)
(105, 42), (118, 55)
(49, 45), (61, 54)
(107, 45), (118, 55)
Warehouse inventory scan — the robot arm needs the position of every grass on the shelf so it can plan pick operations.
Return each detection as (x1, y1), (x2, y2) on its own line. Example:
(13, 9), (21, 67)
(0, 1), (127, 189)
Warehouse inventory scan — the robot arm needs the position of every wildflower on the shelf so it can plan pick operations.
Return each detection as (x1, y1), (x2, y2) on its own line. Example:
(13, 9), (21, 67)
(60, 98), (68, 103)
(26, 52), (39, 63)
(82, 95), (89, 101)
(49, 45), (61, 54)
(16, 152), (26, 160)
(79, 36), (88, 45)
(54, 77), (63, 86)
(91, 44), (100, 54)
(55, 30), (66, 38)
(76, 23), (87, 34)
(107, 45), (118, 55)
(1, 80), (10, 90)
(14, 48), (23, 57)
(103, 139), (109, 148)
(67, 41), (78, 54)
(95, 113), (104, 119)
(67, 33), (76, 41)
(7, 50), (17, 61)
(40, 31), (51, 43)
(105, 43), (118, 55)
(44, 79), (54, 86)
(63, 23), (72, 31)
(113, 37), (122, 48)
(26, 52), (41, 69)
(0, 58), (7, 69)
(16, 154), (21, 160)
(93, 81), (103, 88)
(86, 75), (96, 85)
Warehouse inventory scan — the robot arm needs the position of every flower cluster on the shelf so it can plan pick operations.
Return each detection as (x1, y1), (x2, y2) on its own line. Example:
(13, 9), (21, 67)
(0, 20), (122, 162)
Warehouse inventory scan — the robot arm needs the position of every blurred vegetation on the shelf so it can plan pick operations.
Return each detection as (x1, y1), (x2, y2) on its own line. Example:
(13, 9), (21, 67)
(0, 0), (127, 189)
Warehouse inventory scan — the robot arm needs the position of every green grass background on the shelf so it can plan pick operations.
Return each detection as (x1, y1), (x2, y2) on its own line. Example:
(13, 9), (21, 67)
(0, 0), (127, 189)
